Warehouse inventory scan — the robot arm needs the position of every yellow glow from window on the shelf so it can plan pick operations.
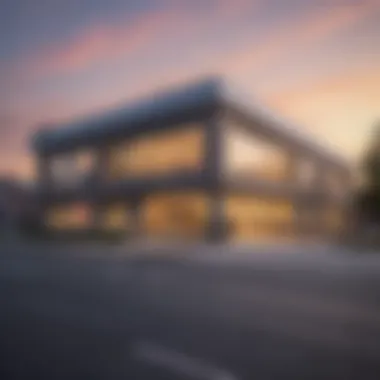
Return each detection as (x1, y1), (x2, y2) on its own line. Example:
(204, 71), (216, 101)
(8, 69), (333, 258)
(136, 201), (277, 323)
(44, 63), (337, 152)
(108, 125), (204, 179)
(223, 122), (287, 181)
(103, 204), (129, 230)
(46, 203), (91, 229)
(225, 195), (295, 241)
(143, 192), (208, 239)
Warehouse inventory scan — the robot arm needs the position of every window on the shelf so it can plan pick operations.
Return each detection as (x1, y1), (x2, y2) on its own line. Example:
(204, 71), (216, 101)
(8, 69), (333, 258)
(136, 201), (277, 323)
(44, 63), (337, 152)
(46, 203), (92, 230)
(50, 150), (95, 188)
(108, 125), (205, 180)
(142, 192), (208, 239)
(223, 122), (287, 182)
(225, 194), (295, 241)
(102, 203), (130, 230)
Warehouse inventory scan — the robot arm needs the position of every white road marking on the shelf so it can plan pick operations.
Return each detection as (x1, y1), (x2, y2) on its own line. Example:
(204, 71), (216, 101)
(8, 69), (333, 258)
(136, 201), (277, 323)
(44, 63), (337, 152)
(132, 341), (239, 380)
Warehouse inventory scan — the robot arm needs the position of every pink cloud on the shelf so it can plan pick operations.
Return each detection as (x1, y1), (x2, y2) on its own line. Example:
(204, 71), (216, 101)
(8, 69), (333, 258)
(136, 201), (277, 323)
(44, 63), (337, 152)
(266, 65), (380, 110)
(21, 0), (259, 81)
(215, 0), (259, 18)
(30, 9), (181, 77)
(261, 63), (380, 158)
(222, 0), (379, 74)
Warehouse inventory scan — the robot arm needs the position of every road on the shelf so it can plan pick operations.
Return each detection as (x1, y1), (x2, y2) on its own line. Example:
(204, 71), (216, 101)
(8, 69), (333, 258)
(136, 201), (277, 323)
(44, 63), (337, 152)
(1, 243), (380, 379)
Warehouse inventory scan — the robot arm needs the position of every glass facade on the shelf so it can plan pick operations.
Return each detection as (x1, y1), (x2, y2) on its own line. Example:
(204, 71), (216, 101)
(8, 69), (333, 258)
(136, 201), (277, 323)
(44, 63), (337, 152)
(223, 121), (288, 182)
(102, 203), (131, 231)
(225, 194), (295, 241)
(107, 125), (205, 180)
(39, 113), (347, 243)
(50, 150), (95, 188)
(46, 203), (92, 230)
(142, 192), (208, 239)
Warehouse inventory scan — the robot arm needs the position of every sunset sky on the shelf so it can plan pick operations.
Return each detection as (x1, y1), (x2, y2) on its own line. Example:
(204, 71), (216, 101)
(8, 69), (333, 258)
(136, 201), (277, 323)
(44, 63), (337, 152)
(1, 0), (379, 179)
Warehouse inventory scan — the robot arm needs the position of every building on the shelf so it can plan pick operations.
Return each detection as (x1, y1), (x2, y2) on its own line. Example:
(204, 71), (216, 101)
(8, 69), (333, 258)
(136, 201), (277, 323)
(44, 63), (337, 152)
(31, 78), (351, 243)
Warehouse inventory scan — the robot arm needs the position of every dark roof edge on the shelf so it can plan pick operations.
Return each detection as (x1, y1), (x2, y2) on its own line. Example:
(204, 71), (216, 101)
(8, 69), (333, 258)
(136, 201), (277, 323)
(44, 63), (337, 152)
(31, 76), (350, 171)
(32, 77), (223, 154)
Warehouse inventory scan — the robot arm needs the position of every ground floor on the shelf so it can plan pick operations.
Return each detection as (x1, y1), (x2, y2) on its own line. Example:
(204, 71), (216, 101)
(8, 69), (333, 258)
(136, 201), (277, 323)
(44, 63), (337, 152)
(41, 189), (345, 243)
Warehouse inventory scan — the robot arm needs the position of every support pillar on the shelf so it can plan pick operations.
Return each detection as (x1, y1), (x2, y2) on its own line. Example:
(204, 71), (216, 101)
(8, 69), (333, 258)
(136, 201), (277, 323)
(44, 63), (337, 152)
(311, 164), (326, 238)
(37, 154), (52, 190)
(204, 114), (227, 242)
(206, 191), (228, 242)
(285, 153), (304, 239)
(92, 203), (104, 231)
(91, 147), (110, 231)
(129, 198), (143, 239)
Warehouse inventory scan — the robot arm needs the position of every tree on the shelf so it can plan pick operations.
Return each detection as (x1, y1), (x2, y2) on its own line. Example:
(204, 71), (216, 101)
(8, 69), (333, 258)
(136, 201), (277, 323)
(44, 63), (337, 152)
(362, 122), (380, 188)
(356, 121), (380, 224)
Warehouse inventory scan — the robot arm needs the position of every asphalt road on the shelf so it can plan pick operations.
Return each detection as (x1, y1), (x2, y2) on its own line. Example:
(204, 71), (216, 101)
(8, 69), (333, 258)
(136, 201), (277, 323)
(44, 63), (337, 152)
(1, 244), (380, 380)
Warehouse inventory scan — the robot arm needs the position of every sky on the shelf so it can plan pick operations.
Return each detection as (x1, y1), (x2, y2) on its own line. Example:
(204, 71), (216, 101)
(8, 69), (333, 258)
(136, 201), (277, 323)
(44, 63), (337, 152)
(1, 0), (380, 179)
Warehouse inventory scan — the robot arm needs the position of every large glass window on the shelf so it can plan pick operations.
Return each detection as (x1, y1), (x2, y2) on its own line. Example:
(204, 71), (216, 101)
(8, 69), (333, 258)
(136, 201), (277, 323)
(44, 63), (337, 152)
(50, 150), (95, 188)
(108, 125), (205, 180)
(225, 194), (295, 241)
(142, 192), (208, 239)
(222, 122), (287, 182)
(46, 203), (92, 230)
(102, 203), (131, 231)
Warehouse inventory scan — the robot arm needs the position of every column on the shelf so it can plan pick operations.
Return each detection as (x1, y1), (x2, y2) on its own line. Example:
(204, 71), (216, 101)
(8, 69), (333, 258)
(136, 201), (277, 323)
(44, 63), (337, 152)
(36, 154), (52, 190)
(204, 116), (227, 242)
(129, 197), (143, 239)
(285, 153), (304, 238)
(91, 147), (110, 230)
(95, 146), (110, 184)
(313, 163), (325, 237)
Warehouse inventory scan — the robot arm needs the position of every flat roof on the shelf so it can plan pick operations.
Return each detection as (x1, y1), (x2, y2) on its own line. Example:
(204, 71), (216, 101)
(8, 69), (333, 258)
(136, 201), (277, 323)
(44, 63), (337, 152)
(32, 77), (349, 169)
(32, 77), (221, 154)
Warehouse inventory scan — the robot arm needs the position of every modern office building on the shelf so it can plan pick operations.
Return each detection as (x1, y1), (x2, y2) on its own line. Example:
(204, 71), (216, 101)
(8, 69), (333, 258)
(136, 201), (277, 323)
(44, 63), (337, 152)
(32, 78), (351, 242)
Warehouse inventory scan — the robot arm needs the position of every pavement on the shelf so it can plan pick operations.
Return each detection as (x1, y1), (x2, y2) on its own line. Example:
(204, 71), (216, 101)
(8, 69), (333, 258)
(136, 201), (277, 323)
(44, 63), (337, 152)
(1, 242), (380, 379)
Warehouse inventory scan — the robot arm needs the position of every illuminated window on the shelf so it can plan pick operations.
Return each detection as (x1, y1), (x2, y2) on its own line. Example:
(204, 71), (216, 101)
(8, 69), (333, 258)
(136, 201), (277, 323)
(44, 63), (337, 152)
(143, 192), (208, 239)
(223, 122), (287, 182)
(46, 203), (91, 229)
(108, 125), (205, 180)
(102, 203), (130, 230)
(50, 150), (95, 188)
(225, 195), (295, 241)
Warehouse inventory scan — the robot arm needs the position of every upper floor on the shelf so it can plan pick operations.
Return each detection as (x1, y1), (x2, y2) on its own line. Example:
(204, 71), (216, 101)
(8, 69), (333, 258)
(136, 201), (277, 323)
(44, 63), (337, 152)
(32, 78), (352, 202)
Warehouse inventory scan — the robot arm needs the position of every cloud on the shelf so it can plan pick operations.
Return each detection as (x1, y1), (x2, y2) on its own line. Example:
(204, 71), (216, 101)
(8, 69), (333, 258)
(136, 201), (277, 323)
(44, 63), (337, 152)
(28, 10), (181, 77)
(0, 114), (17, 142)
(266, 65), (380, 109)
(221, 0), (379, 74)
(12, 0), (258, 81)
(262, 64), (380, 158)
